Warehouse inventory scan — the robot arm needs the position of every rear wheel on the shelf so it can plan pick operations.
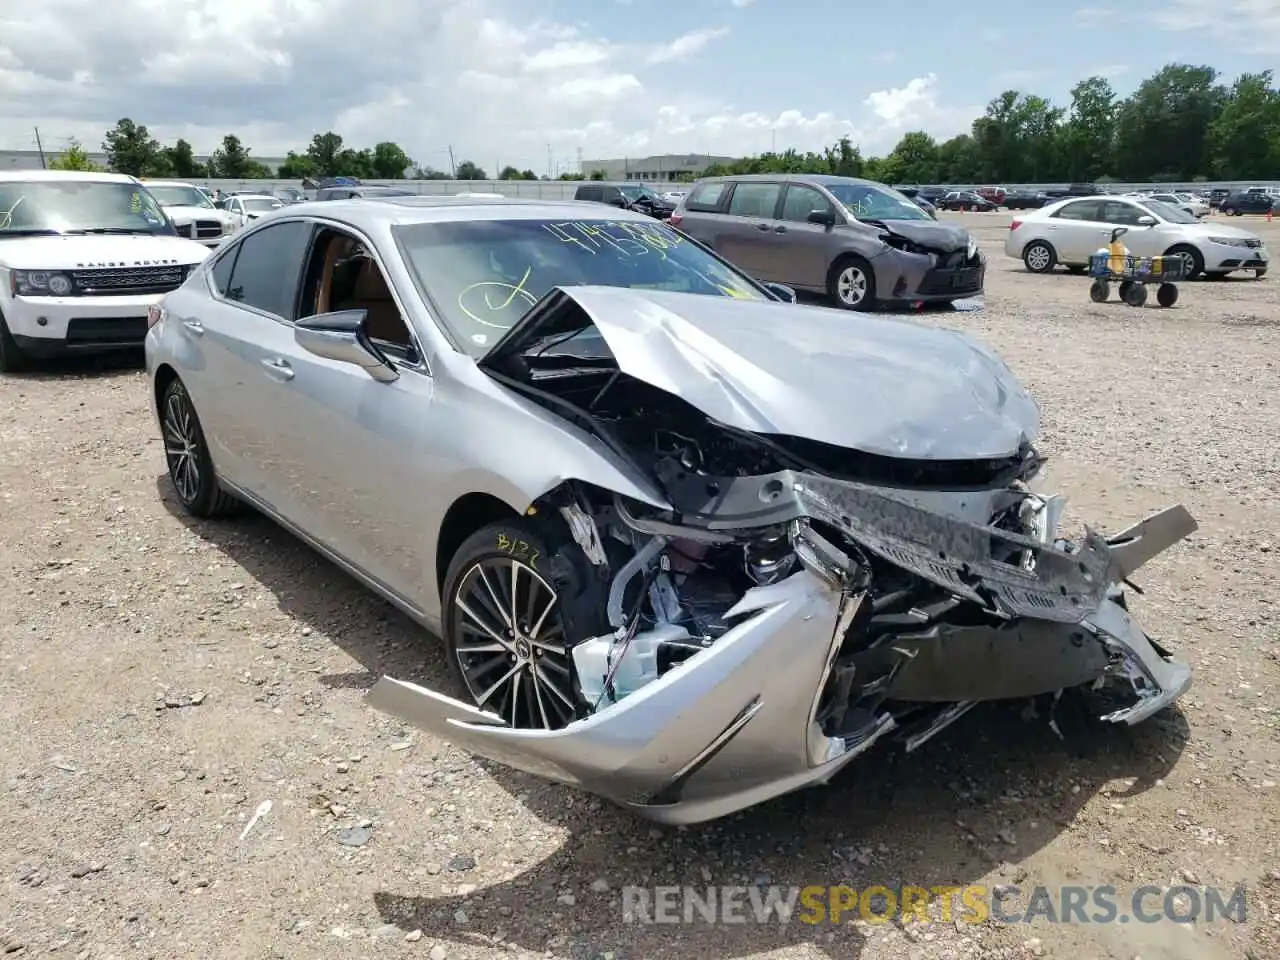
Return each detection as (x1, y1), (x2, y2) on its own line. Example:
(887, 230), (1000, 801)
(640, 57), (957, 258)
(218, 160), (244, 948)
(1123, 282), (1148, 307)
(1089, 279), (1109, 302)
(160, 378), (239, 518)
(1156, 283), (1179, 307)
(828, 255), (878, 311)
(442, 520), (586, 730)
(1022, 240), (1056, 274)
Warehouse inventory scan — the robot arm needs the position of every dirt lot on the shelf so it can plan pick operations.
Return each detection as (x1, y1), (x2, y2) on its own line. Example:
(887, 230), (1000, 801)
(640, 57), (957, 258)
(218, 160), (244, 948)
(2, 211), (1278, 960)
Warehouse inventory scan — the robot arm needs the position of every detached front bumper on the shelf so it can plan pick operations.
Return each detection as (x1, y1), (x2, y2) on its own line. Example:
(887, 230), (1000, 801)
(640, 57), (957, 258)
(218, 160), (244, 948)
(368, 502), (1195, 824)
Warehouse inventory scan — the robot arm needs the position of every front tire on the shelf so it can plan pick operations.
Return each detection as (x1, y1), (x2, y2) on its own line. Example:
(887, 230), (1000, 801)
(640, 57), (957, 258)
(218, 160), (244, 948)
(160, 378), (238, 518)
(828, 255), (878, 311)
(0, 313), (27, 373)
(1165, 244), (1204, 280)
(1022, 240), (1057, 274)
(442, 520), (591, 730)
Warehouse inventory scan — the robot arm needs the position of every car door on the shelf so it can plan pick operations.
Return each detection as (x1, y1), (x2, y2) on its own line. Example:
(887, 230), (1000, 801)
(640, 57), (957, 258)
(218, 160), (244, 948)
(1101, 200), (1163, 258)
(1043, 199), (1104, 263)
(772, 182), (841, 290)
(192, 219), (315, 504)
(254, 226), (438, 603)
(713, 181), (784, 281)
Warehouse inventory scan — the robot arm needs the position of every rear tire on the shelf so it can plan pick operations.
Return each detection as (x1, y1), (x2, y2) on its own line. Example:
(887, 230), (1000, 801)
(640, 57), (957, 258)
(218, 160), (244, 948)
(1022, 241), (1057, 274)
(1124, 282), (1148, 307)
(1156, 283), (1179, 307)
(1089, 279), (1109, 302)
(828, 255), (878, 311)
(0, 313), (27, 374)
(160, 378), (239, 518)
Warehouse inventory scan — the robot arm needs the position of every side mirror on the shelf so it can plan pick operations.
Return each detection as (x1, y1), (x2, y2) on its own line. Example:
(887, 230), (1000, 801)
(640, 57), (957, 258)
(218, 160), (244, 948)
(294, 310), (399, 383)
(1136, 215), (1156, 227)
(764, 282), (797, 303)
(806, 208), (836, 226)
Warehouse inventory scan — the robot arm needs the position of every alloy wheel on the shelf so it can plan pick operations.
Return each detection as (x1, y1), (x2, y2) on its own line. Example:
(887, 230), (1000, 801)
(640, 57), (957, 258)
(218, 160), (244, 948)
(453, 558), (577, 729)
(1173, 250), (1198, 276)
(162, 389), (201, 505)
(837, 266), (868, 306)
(1025, 244), (1052, 272)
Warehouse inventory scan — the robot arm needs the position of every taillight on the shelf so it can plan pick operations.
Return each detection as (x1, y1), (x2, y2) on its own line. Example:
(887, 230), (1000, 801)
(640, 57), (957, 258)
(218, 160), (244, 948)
(668, 212), (683, 227)
(1009, 219), (1022, 231)
(147, 303), (167, 329)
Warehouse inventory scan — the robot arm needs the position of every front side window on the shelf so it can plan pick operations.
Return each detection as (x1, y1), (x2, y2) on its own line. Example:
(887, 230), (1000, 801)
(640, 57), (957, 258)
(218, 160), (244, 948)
(826, 182), (929, 221)
(222, 220), (313, 318)
(147, 185), (214, 209)
(0, 179), (175, 236)
(393, 217), (767, 355)
(780, 184), (833, 222)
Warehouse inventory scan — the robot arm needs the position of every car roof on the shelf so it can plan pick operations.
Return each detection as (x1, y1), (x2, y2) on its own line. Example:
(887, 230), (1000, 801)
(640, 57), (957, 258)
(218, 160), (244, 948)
(0, 169), (136, 184)
(141, 180), (201, 188)
(695, 173), (889, 189)
(234, 194), (282, 200)
(268, 195), (660, 231)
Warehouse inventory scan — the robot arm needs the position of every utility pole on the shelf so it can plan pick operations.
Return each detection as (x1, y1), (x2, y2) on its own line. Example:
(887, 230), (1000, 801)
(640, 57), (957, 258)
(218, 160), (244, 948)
(546, 143), (552, 179)
(34, 127), (47, 168)
(447, 145), (457, 179)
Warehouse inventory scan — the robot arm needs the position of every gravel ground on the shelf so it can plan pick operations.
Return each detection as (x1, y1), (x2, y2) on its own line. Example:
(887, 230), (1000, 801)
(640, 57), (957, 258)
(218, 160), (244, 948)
(2, 211), (1278, 960)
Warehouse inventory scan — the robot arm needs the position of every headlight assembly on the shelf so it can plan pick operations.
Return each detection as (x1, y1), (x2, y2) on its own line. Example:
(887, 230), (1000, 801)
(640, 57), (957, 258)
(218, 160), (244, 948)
(1208, 236), (1252, 247)
(12, 269), (74, 296)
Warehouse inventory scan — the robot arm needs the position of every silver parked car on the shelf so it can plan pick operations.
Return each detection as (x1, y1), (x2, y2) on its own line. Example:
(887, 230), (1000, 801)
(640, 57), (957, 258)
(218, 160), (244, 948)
(145, 195), (1194, 824)
(671, 174), (984, 310)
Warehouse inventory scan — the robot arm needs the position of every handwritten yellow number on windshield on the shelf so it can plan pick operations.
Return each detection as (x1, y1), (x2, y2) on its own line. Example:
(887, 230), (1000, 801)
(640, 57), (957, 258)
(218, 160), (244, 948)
(457, 265), (538, 329)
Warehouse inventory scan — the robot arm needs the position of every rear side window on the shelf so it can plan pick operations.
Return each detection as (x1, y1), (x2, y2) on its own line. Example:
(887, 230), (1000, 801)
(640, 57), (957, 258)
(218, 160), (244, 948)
(685, 182), (727, 212)
(1052, 200), (1101, 221)
(727, 183), (782, 218)
(576, 185), (601, 202)
(223, 221), (313, 320)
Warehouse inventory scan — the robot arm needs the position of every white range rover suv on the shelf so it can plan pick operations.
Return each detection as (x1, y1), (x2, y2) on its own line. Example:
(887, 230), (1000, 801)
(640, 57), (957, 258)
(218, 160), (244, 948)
(140, 179), (238, 247)
(0, 170), (211, 371)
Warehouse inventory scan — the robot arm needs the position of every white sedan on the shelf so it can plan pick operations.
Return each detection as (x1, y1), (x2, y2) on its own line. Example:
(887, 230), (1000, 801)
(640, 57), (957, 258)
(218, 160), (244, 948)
(1006, 195), (1267, 279)
(1144, 191), (1209, 218)
(220, 194), (285, 229)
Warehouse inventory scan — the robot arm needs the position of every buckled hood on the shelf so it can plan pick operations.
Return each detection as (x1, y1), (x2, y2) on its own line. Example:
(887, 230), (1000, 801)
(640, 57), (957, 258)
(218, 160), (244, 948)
(480, 285), (1039, 461)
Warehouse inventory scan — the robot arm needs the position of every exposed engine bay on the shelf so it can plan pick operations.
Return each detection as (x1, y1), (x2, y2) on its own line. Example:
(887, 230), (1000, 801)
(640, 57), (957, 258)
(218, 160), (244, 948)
(483, 293), (1196, 748)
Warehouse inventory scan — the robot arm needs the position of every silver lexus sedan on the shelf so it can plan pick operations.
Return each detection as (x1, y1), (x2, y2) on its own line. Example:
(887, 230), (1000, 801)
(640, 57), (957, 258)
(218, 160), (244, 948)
(144, 196), (1195, 824)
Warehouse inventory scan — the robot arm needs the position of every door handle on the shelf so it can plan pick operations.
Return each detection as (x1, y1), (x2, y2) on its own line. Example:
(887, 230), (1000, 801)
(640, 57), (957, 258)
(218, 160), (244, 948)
(774, 225), (788, 233)
(182, 319), (204, 336)
(755, 223), (770, 231)
(260, 357), (295, 381)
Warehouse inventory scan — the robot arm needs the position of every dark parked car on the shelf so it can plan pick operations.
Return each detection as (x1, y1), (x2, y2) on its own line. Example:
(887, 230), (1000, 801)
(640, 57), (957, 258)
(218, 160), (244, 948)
(1003, 189), (1048, 210)
(940, 191), (997, 212)
(918, 186), (948, 205)
(573, 182), (675, 219)
(1207, 188), (1230, 208)
(1220, 191), (1275, 216)
(316, 186), (417, 201)
(672, 174), (983, 311)
(893, 186), (938, 218)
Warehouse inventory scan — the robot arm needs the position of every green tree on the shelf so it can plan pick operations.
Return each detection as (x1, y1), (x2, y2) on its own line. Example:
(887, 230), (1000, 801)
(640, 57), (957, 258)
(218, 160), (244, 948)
(454, 160), (486, 180)
(1206, 71), (1280, 179)
(822, 136), (864, 177)
(1058, 77), (1117, 182)
(881, 132), (938, 183)
(163, 138), (206, 179)
(1114, 64), (1224, 180)
(370, 142), (412, 179)
(209, 134), (255, 178)
(102, 118), (164, 176)
(277, 151), (316, 179)
(48, 140), (102, 171)
(498, 166), (522, 179)
(306, 132), (346, 177)
(412, 165), (450, 179)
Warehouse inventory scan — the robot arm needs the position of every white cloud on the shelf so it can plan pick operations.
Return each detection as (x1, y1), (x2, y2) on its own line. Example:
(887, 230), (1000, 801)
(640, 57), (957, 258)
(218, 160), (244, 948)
(646, 27), (730, 64)
(0, 0), (979, 171)
(1079, 0), (1280, 54)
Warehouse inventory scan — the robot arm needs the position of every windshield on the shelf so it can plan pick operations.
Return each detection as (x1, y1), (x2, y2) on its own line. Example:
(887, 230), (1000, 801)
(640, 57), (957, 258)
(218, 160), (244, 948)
(243, 197), (283, 212)
(824, 182), (930, 221)
(394, 217), (767, 355)
(147, 185), (213, 208)
(1141, 199), (1198, 224)
(619, 185), (662, 202)
(0, 179), (174, 236)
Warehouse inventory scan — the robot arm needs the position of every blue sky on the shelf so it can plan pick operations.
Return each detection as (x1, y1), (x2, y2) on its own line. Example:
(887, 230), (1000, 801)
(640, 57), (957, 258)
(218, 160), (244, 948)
(1, 0), (1276, 168)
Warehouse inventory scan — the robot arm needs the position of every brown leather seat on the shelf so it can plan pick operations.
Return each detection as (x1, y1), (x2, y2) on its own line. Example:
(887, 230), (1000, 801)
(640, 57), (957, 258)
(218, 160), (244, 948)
(336, 260), (407, 344)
